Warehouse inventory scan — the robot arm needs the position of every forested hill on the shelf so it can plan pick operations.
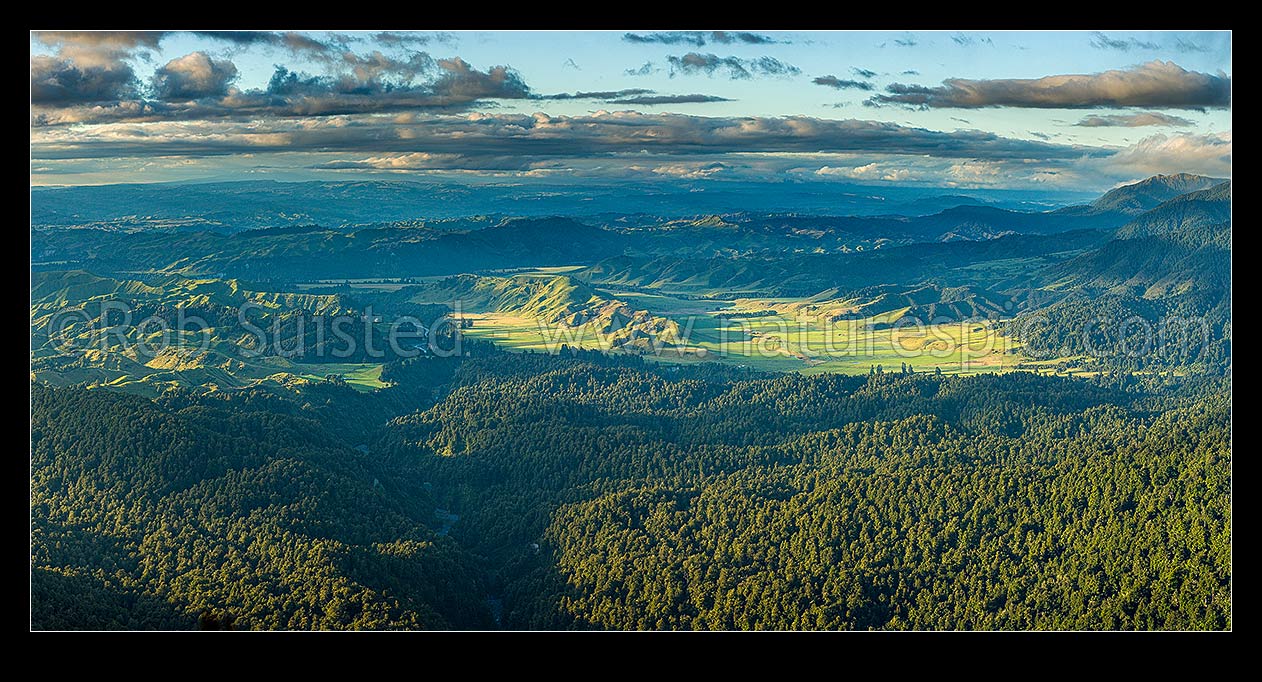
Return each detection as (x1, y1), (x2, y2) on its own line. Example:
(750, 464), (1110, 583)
(1114, 181), (1231, 241)
(1090, 173), (1228, 215)
(31, 351), (1232, 630)
(1013, 181), (1231, 372)
(31, 380), (492, 630)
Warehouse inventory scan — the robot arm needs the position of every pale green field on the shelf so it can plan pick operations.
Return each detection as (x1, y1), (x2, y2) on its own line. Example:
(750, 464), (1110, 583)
(460, 303), (1027, 376)
(294, 362), (389, 391)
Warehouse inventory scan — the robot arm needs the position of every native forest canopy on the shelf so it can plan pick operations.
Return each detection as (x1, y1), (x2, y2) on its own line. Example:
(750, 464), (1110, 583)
(30, 171), (1231, 630)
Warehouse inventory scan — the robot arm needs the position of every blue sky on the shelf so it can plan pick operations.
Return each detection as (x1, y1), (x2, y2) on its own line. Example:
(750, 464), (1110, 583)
(30, 30), (1231, 191)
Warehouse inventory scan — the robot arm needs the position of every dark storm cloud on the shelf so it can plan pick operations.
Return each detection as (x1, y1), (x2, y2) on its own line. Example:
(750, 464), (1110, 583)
(1074, 112), (1195, 128)
(623, 31), (783, 47)
(32, 111), (1101, 165)
(151, 52), (239, 100)
(1088, 32), (1160, 51)
(813, 76), (874, 91)
(868, 61), (1230, 109)
(666, 53), (800, 79)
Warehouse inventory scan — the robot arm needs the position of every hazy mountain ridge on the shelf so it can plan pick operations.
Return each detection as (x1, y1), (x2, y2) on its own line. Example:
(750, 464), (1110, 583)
(1090, 173), (1228, 215)
(31, 178), (1097, 232)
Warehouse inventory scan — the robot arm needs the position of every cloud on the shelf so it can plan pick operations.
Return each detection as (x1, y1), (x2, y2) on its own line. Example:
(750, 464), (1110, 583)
(852, 68), (877, 79)
(534, 89), (733, 105)
(372, 31), (456, 48)
(311, 152), (535, 171)
(151, 52), (238, 100)
(666, 53), (800, 79)
(815, 162), (914, 182)
(813, 76), (874, 91)
(626, 61), (658, 76)
(609, 94), (732, 105)
(1074, 112), (1195, 128)
(1173, 37), (1208, 53)
(537, 88), (652, 100)
(562, 58), (581, 70)
(34, 53), (535, 124)
(30, 30), (159, 104)
(29, 30), (367, 109)
(946, 160), (1003, 186)
(427, 57), (530, 99)
(185, 31), (348, 60)
(36, 107), (1228, 190)
(950, 33), (992, 47)
(31, 54), (138, 104)
(188, 31), (278, 46)
(31, 111), (1099, 165)
(901, 69), (919, 75)
(1088, 32), (1160, 51)
(623, 31), (782, 46)
(649, 161), (728, 178)
(32, 31), (166, 52)
(869, 61), (1230, 109)
(31, 30), (452, 61)
(1096, 131), (1231, 178)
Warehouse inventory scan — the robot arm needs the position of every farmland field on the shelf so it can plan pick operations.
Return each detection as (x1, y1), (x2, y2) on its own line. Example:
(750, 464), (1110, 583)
(459, 288), (1029, 375)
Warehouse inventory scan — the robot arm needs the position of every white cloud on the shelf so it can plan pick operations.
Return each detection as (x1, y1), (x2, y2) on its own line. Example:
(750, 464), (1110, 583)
(651, 162), (727, 179)
(815, 162), (914, 181)
(1097, 131), (1231, 179)
(945, 160), (1003, 186)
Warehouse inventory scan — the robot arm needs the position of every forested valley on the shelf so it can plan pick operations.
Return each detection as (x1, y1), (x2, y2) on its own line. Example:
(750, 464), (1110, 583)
(32, 348), (1231, 630)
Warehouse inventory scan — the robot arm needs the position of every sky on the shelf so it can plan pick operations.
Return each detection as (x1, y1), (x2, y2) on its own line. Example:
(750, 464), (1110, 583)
(30, 30), (1231, 192)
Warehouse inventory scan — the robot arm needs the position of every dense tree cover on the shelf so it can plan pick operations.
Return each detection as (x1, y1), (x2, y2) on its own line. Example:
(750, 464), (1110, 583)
(372, 352), (1231, 630)
(31, 384), (494, 630)
(32, 349), (1230, 630)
